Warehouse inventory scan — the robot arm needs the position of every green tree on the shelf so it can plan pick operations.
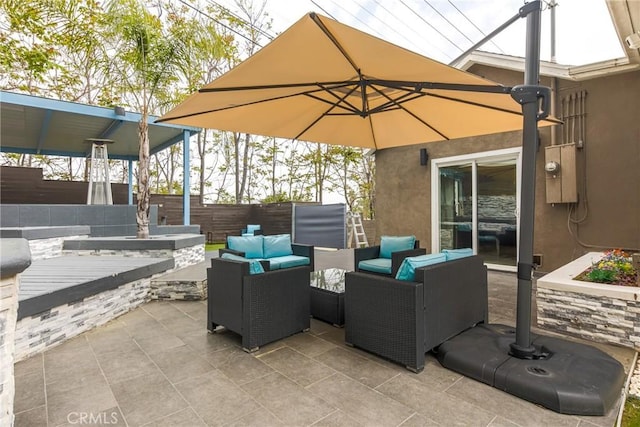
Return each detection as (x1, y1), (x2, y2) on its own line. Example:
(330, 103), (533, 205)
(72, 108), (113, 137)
(103, 0), (181, 238)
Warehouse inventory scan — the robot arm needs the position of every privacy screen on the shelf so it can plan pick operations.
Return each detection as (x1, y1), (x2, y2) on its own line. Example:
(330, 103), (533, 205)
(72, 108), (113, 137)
(293, 203), (346, 249)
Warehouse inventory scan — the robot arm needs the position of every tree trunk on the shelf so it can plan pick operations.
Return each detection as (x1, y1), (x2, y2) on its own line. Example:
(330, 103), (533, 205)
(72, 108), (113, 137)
(136, 117), (150, 239)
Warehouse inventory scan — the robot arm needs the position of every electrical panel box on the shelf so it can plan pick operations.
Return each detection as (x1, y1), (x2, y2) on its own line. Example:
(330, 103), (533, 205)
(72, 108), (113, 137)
(545, 143), (577, 204)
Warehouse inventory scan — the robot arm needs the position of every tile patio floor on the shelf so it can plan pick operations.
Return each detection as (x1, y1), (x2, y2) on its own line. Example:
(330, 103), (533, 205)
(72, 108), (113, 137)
(13, 250), (635, 427)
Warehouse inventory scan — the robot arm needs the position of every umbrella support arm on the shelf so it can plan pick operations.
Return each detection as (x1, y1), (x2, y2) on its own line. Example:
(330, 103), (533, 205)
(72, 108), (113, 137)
(450, 1), (541, 67)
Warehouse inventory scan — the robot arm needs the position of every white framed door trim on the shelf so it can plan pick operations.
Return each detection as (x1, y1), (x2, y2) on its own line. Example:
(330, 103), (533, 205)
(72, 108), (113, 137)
(430, 147), (522, 272)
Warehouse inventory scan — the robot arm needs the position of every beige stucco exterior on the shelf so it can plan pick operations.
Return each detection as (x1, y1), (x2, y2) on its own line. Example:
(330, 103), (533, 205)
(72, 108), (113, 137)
(375, 63), (640, 273)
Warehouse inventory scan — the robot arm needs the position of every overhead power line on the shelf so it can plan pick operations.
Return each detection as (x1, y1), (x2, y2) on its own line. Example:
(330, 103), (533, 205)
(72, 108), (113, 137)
(176, 0), (263, 47)
(361, 0), (432, 55)
(398, 0), (464, 53)
(368, 0), (453, 60)
(324, 0), (389, 40)
(422, 0), (474, 45)
(310, 0), (338, 20)
(206, 0), (276, 41)
(447, 0), (504, 53)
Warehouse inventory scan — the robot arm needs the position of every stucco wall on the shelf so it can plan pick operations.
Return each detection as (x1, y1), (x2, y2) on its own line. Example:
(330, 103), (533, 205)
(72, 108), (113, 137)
(375, 65), (640, 272)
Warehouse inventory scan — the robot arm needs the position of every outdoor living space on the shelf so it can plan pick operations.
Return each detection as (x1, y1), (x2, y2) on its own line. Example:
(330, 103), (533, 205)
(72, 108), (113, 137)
(12, 249), (635, 427)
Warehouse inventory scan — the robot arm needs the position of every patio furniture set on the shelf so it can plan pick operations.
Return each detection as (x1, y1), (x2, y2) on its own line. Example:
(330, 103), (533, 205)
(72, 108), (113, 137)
(207, 233), (488, 372)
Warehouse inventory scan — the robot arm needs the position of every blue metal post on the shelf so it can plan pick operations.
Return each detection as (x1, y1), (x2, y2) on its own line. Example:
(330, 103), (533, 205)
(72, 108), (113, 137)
(128, 159), (134, 205)
(182, 130), (191, 225)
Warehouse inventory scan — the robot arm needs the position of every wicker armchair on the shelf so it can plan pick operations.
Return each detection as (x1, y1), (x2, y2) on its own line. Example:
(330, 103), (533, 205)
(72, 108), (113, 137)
(354, 239), (424, 277)
(207, 257), (311, 351)
(345, 255), (488, 372)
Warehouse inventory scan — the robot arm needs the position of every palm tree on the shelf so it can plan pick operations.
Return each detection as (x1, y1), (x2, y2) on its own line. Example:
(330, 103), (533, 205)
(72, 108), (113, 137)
(104, 0), (180, 238)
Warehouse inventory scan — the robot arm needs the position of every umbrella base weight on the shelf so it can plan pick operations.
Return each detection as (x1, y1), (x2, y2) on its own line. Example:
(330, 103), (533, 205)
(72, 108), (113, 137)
(437, 323), (625, 416)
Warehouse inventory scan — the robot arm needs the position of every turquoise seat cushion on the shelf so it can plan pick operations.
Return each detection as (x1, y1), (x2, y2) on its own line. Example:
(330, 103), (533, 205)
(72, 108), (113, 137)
(246, 224), (261, 233)
(227, 235), (264, 259)
(379, 235), (416, 259)
(263, 234), (294, 258)
(395, 253), (447, 281)
(457, 223), (472, 231)
(220, 253), (265, 275)
(443, 248), (474, 261)
(358, 258), (392, 274)
(267, 255), (310, 270)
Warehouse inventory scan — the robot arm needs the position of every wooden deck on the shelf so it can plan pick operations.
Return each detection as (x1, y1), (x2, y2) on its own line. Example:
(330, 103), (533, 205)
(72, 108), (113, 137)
(18, 255), (174, 319)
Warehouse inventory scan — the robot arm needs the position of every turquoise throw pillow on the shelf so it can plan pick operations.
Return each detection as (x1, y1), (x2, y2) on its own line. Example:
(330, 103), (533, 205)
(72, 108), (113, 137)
(227, 235), (264, 259)
(220, 253), (265, 274)
(380, 235), (416, 259)
(443, 248), (474, 261)
(263, 234), (293, 258)
(395, 253), (447, 281)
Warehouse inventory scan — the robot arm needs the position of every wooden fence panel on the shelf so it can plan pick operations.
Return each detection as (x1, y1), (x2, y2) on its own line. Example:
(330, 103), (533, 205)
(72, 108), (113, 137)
(1, 167), (318, 243)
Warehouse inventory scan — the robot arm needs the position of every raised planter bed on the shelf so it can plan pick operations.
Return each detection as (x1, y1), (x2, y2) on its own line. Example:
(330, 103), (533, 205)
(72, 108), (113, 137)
(537, 252), (640, 350)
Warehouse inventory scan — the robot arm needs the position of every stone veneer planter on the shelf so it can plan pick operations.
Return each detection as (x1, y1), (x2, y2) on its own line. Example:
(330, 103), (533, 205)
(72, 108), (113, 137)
(62, 234), (205, 270)
(0, 239), (32, 427)
(537, 252), (640, 350)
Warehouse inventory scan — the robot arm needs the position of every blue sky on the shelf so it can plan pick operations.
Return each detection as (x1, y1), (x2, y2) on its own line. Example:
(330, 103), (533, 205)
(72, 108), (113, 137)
(217, 0), (624, 66)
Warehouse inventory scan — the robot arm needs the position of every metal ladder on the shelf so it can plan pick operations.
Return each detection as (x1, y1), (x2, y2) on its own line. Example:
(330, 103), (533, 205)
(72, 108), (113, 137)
(347, 212), (368, 248)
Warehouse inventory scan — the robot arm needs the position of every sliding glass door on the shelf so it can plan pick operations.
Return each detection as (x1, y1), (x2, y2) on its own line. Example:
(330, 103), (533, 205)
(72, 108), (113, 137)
(433, 148), (520, 269)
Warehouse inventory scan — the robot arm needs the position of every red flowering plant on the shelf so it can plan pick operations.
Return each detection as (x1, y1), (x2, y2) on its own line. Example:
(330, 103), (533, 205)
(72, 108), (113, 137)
(575, 249), (638, 287)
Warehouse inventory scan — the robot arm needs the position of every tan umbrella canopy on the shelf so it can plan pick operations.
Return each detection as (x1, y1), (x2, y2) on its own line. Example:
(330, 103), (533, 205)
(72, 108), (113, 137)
(158, 12), (556, 148)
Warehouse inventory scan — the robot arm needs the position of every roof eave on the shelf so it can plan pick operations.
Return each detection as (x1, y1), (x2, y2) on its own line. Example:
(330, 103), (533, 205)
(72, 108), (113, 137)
(457, 51), (640, 81)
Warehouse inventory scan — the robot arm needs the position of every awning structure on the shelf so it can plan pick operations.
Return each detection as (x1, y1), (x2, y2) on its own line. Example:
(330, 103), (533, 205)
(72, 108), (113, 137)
(0, 90), (200, 224)
(1, 90), (200, 161)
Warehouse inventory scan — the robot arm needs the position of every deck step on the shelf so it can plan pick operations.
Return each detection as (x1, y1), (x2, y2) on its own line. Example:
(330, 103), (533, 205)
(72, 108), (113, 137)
(18, 255), (174, 319)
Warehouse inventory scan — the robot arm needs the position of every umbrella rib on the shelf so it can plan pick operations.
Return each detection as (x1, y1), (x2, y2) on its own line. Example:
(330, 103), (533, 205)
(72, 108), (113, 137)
(372, 85), (450, 140)
(198, 80), (360, 93)
(294, 84), (364, 140)
(422, 91), (522, 116)
(306, 93), (360, 115)
(157, 83), (357, 123)
(310, 82), (364, 114)
(310, 12), (360, 75)
(368, 79), (512, 94)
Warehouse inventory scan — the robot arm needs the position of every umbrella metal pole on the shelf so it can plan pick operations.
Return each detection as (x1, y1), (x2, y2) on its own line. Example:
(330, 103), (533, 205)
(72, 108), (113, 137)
(510, 1), (544, 358)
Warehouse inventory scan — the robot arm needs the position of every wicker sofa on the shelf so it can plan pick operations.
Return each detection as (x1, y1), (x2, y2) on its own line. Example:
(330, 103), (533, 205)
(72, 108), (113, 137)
(220, 234), (314, 271)
(207, 257), (311, 351)
(344, 255), (488, 372)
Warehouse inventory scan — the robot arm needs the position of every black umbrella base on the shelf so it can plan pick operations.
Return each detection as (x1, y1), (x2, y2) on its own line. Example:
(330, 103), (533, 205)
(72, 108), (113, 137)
(436, 324), (625, 416)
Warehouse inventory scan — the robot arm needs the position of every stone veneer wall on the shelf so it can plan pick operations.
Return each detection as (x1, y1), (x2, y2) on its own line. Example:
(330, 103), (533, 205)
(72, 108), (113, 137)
(537, 287), (640, 350)
(28, 234), (88, 261)
(63, 245), (204, 272)
(150, 278), (207, 301)
(0, 275), (20, 426)
(1, 239), (31, 427)
(14, 278), (150, 362)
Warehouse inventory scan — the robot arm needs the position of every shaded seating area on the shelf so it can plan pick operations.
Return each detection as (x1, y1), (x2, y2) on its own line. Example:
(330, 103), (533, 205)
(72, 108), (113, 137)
(354, 235), (424, 276)
(345, 253), (488, 372)
(207, 257), (311, 351)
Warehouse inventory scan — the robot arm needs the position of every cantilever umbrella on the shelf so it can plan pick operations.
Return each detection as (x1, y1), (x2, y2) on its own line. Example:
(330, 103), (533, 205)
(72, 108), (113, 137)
(157, 12), (556, 148)
(159, 8), (626, 416)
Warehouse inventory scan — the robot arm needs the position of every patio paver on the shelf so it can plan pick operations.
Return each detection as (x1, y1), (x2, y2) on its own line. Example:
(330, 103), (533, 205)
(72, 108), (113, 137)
(13, 249), (635, 426)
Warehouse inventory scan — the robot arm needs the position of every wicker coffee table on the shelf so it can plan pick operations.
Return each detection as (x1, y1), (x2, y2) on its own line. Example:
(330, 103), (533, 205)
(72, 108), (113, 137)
(310, 268), (346, 327)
